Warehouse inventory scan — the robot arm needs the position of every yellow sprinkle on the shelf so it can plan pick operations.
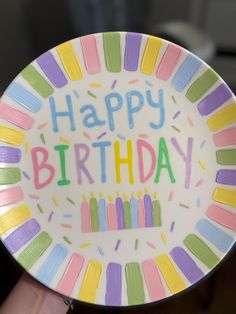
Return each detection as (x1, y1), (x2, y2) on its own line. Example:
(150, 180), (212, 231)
(80, 242), (92, 248)
(153, 192), (158, 199)
(82, 194), (88, 201)
(51, 196), (59, 206)
(108, 195), (114, 202)
(161, 231), (168, 245)
(198, 159), (206, 170)
(90, 83), (102, 88)
(138, 191), (143, 198)
(59, 136), (71, 144)
(123, 194), (129, 201)
(90, 192), (95, 197)
(25, 142), (30, 155)
(99, 192), (104, 198)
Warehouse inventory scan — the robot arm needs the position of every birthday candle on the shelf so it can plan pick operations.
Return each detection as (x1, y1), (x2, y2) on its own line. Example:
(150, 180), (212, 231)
(152, 192), (162, 227)
(115, 192), (125, 229)
(81, 195), (92, 233)
(98, 192), (107, 231)
(107, 196), (118, 230)
(138, 192), (145, 228)
(123, 194), (131, 229)
(144, 189), (153, 227)
(90, 192), (99, 232)
(130, 192), (139, 228)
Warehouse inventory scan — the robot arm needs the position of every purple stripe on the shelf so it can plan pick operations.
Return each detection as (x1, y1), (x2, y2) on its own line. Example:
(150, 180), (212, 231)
(105, 263), (122, 306)
(216, 169), (236, 185)
(170, 247), (204, 283)
(124, 33), (142, 71)
(144, 194), (153, 227)
(0, 147), (21, 163)
(115, 197), (125, 229)
(37, 51), (68, 88)
(3, 219), (41, 254)
(197, 83), (232, 116)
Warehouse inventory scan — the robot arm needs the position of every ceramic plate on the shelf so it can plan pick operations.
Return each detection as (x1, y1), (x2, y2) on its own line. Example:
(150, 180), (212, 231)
(0, 32), (235, 307)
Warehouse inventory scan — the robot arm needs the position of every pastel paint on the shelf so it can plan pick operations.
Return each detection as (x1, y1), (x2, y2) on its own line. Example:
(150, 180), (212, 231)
(124, 198), (132, 229)
(116, 196), (125, 229)
(0, 146), (21, 163)
(152, 199), (161, 227)
(124, 32), (142, 71)
(21, 65), (54, 98)
(172, 54), (202, 92)
(105, 263), (122, 306)
(186, 69), (219, 102)
(206, 204), (236, 232)
(196, 219), (234, 253)
(103, 32), (121, 72)
(79, 259), (102, 303)
(90, 197), (99, 232)
(56, 41), (83, 80)
(36, 244), (68, 285)
(213, 187), (236, 208)
(36, 51), (68, 87)
(0, 187), (24, 207)
(107, 200), (118, 230)
(183, 234), (220, 269)
(18, 232), (52, 271)
(0, 102), (34, 130)
(144, 194), (153, 227)
(216, 169), (236, 185)
(213, 127), (236, 147)
(125, 262), (145, 305)
(3, 218), (40, 254)
(80, 35), (101, 74)
(216, 149), (236, 165)
(156, 43), (182, 80)
(57, 253), (84, 296)
(98, 198), (107, 231)
(141, 259), (166, 301)
(81, 200), (92, 232)
(207, 102), (236, 131)
(0, 204), (31, 235)
(5, 82), (42, 112)
(197, 83), (232, 116)
(155, 254), (186, 293)
(0, 168), (21, 185)
(141, 36), (162, 75)
(130, 198), (139, 228)
(0, 125), (25, 146)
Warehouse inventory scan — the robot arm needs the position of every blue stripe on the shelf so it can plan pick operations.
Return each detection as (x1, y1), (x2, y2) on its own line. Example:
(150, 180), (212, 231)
(98, 199), (107, 231)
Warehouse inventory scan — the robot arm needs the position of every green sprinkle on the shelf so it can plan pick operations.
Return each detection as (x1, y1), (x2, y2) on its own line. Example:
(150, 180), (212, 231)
(66, 197), (75, 205)
(179, 203), (189, 209)
(37, 203), (43, 213)
(171, 125), (181, 132)
(172, 95), (177, 104)
(63, 236), (72, 245)
(135, 239), (139, 250)
(87, 90), (96, 98)
(40, 133), (46, 144)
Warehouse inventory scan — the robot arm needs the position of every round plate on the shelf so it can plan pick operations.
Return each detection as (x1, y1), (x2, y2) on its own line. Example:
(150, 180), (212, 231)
(0, 32), (235, 307)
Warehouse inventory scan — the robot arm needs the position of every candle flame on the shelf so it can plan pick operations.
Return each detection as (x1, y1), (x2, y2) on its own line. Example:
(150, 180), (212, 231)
(138, 191), (143, 198)
(82, 194), (88, 201)
(108, 195), (114, 202)
(99, 192), (104, 198)
(123, 194), (129, 201)
(144, 187), (149, 193)
(131, 192), (135, 198)
(153, 192), (158, 199)
(90, 192), (95, 197)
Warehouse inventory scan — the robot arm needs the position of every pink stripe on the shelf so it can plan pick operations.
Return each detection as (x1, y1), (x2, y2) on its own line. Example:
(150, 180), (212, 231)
(0, 101), (34, 130)
(138, 199), (145, 227)
(213, 127), (236, 147)
(107, 203), (118, 230)
(80, 35), (101, 74)
(142, 259), (166, 301)
(206, 204), (236, 232)
(0, 187), (24, 207)
(156, 44), (182, 80)
(81, 201), (92, 232)
(57, 253), (84, 296)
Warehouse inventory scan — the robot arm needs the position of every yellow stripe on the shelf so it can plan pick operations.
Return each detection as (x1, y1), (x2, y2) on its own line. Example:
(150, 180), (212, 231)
(0, 204), (31, 235)
(141, 36), (162, 75)
(56, 41), (83, 80)
(0, 125), (25, 146)
(78, 259), (102, 303)
(207, 102), (236, 131)
(213, 187), (236, 208)
(155, 254), (186, 293)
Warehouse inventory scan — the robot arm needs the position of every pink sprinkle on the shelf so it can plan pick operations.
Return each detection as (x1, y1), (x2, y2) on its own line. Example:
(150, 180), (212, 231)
(187, 116), (194, 127)
(48, 211), (54, 222)
(128, 79), (139, 84)
(172, 111), (181, 120)
(61, 223), (72, 229)
(168, 190), (174, 201)
(37, 122), (48, 130)
(111, 79), (117, 89)
(195, 179), (204, 187)
(138, 134), (149, 139)
(28, 194), (39, 200)
(146, 241), (156, 249)
(83, 132), (91, 140)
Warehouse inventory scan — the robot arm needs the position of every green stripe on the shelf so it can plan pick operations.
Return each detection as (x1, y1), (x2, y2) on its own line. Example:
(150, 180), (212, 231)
(18, 232), (52, 271)
(216, 149), (236, 165)
(103, 32), (121, 72)
(152, 200), (162, 226)
(0, 167), (21, 184)
(124, 200), (131, 229)
(183, 234), (220, 269)
(21, 65), (54, 98)
(186, 69), (218, 102)
(125, 262), (145, 305)
(90, 197), (99, 232)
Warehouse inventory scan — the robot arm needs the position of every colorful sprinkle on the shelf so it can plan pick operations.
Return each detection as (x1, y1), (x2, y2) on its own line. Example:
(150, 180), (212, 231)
(22, 171), (30, 180)
(90, 83), (102, 88)
(115, 239), (121, 251)
(48, 211), (54, 222)
(97, 131), (107, 140)
(195, 179), (204, 187)
(59, 136), (71, 144)
(161, 231), (168, 245)
(28, 194), (39, 200)
(197, 197), (201, 208)
(63, 236), (72, 245)
(37, 122), (48, 130)
(179, 203), (190, 209)
(61, 223), (72, 229)
(40, 133), (46, 144)
(73, 90), (79, 98)
(83, 131), (92, 140)
(171, 125), (181, 132)
(117, 134), (126, 140)
(138, 134), (149, 139)
(37, 203), (43, 214)
(135, 239), (139, 250)
(63, 214), (73, 218)
(200, 140), (206, 149)
(168, 190), (174, 201)
(146, 241), (156, 249)
(145, 80), (153, 87)
(80, 242), (92, 248)
(51, 195), (59, 207)
(171, 95), (177, 104)
(128, 79), (139, 84)
(198, 159), (206, 170)
(97, 246), (104, 256)
(25, 142), (30, 155)
(111, 79), (117, 89)
(66, 197), (75, 205)
(170, 222), (175, 232)
(87, 90), (96, 98)
(172, 111), (181, 120)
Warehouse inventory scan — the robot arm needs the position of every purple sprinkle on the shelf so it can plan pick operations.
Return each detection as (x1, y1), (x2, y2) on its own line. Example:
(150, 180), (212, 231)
(111, 79), (117, 90)
(170, 221), (175, 232)
(172, 111), (181, 120)
(114, 239), (121, 251)
(97, 131), (107, 140)
(22, 171), (30, 180)
(48, 211), (54, 222)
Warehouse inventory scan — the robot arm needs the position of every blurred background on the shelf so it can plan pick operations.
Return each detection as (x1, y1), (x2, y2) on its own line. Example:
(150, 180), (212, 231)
(0, 0), (235, 313)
